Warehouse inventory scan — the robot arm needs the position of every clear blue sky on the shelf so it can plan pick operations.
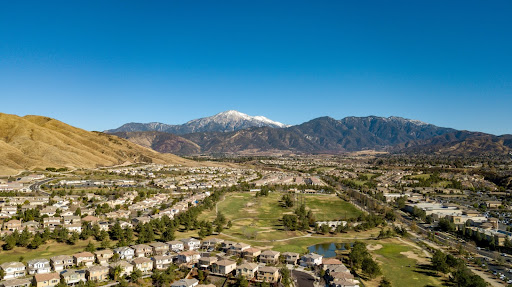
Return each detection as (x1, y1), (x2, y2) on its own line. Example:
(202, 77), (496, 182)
(1, 1), (511, 135)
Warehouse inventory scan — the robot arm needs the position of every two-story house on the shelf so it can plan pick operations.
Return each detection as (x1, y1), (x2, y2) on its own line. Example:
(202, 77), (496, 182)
(73, 252), (95, 267)
(257, 266), (280, 283)
(60, 269), (87, 285)
(167, 241), (184, 252)
(211, 260), (236, 275)
(0, 262), (26, 279)
(94, 249), (114, 266)
(27, 259), (51, 275)
(109, 261), (133, 278)
(50, 255), (74, 271)
(149, 242), (169, 256)
(132, 257), (153, 274)
(180, 238), (201, 250)
(86, 266), (109, 282)
(236, 263), (259, 279)
(281, 252), (300, 265)
(33, 273), (60, 287)
(259, 250), (280, 264)
(131, 244), (153, 258)
(152, 255), (175, 270)
(114, 247), (135, 260)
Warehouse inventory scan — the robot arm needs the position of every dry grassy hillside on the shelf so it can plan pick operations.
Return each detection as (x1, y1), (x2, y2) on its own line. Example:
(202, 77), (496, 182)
(0, 113), (192, 175)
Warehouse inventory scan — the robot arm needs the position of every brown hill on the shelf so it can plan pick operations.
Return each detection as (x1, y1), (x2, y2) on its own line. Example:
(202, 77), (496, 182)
(113, 131), (201, 155)
(0, 113), (191, 175)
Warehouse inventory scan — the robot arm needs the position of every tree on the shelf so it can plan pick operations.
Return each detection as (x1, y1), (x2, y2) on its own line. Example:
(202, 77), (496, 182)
(130, 269), (143, 283)
(282, 214), (298, 231)
(28, 233), (43, 249)
(0, 269), (5, 280)
(349, 241), (369, 269)
(85, 241), (96, 252)
(362, 257), (381, 279)
(280, 267), (292, 287)
(432, 250), (448, 273)
(227, 220), (232, 229)
(3, 234), (16, 250)
(379, 277), (392, 287)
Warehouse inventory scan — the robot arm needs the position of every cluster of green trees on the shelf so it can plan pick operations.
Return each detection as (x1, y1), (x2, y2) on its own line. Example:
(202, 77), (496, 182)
(431, 249), (486, 287)
(3, 189), (228, 251)
(348, 241), (381, 279)
(281, 194), (294, 208)
(282, 204), (314, 231)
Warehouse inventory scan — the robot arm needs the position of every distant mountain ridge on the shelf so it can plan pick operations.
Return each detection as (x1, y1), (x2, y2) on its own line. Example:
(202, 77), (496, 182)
(106, 110), (288, 134)
(111, 114), (501, 156)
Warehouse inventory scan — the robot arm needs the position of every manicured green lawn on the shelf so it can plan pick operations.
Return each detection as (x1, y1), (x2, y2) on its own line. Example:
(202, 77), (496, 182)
(0, 240), (98, 264)
(199, 192), (363, 241)
(371, 240), (444, 287)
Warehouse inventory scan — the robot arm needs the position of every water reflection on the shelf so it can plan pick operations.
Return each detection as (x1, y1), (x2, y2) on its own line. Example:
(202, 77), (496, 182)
(307, 242), (352, 258)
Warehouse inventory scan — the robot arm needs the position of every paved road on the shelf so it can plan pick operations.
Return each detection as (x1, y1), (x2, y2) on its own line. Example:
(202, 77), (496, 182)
(292, 270), (315, 287)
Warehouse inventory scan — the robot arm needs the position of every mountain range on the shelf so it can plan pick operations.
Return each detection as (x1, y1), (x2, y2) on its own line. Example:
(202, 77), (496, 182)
(107, 111), (512, 156)
(0, 113), (191, 175)
(106, 110), (288, 134)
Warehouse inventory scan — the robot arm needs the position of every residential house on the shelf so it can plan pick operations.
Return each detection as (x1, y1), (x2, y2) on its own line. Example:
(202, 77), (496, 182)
(201, 238), (224, 250)
(62, 216), (81, 225)
(167, 241), (184, 252)
(282, 252), (300, 265)
(180, 238), (201, 250)
(198, 257), (217, 270)
(131, 244), (153, 258)
(42, 218), (61, 230)
(211, 260), (237, 275)
(0, 262), (26, 279)
(300, 253), (323, 267)
(63, 223), (82, 233)
(21, 221), (39, 233)
(73, 252), (95, 267)
(230, 243), (250, 255)
(109, 260), (133, 277)
(86, 266), (109, 282)
(221, 241), (235, 252)
(0, 278), (31, 287)
(259, 250), (280, 264)
(177, 251), (200, 264)
(3, 220), (22, 232)
(243, 248), (261, 261)
(171, 279), (199, 287)
(33, 273), (60, 287)
(236, 263), (259, 279)
(152, 255), (174, 270)
(149, 242), (169, 256)
(132, 257), (153, 274)
(114, 247), (135, 260)
(50, 255), (74, 271)
(60, 269), (87, 285)
(131, 216), (151, 225)
(257, 266), (280, 283)
(81, 216), (100, 224)
(40, 207), (57, 217)
(94, 249), (114, 266)
(27, 259), (51, 275)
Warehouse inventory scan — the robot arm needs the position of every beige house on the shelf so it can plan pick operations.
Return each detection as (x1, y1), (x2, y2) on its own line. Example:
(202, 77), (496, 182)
(282, 252), (300, 265)
(109, 260), (133, 277)
(73, 252), (95, 267)
(257, 266), (280, 283)
(131, 244), (153, 258)
(152, 255), (175, 270)
(236, 263), (259, 279)
(211, 260), (236, 275)
(149, 242), (169, 256)
(86, 265), (109, 282)
(259, 250), (280, 264)
(94, 249), (114, 265)
(132, 257), (153, 274)
(33, 273), (60, 287)
(243, 248), (261, 261)
(0, 262), (26, 279)
(3, 220), (22, 231)
(198, 257), (217, 270)
(0, 278), (31, 287)
(50, 255), (74, 271)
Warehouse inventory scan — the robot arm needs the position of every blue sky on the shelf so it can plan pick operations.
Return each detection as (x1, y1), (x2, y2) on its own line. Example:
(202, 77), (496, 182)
(1, 1), (511, 135)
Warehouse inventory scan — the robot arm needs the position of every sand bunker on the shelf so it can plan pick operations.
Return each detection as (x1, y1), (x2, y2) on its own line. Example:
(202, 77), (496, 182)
(400, 251), (430, 265)
(367, 244), (383, 251)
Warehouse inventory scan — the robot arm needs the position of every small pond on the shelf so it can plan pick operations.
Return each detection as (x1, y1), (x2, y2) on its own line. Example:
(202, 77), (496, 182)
(307, 242), (352, 258)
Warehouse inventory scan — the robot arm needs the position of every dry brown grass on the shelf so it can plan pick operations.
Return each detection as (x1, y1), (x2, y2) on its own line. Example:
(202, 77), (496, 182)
(0, 113), (193, 175)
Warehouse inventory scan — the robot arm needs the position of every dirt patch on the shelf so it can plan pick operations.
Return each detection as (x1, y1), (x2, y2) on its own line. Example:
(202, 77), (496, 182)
(400, 251), (430, 265)
(367, 244), (383, 251)
(246, 202), (254, 207)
